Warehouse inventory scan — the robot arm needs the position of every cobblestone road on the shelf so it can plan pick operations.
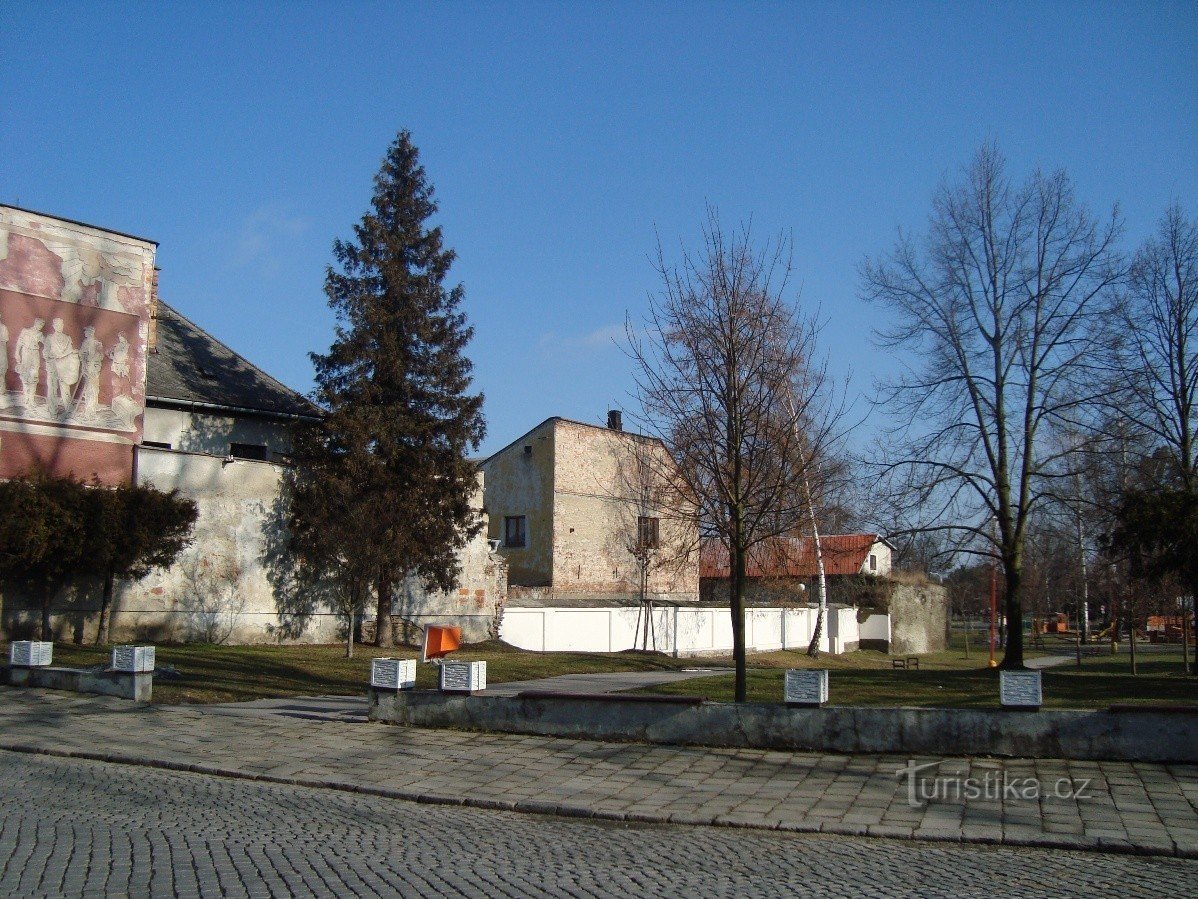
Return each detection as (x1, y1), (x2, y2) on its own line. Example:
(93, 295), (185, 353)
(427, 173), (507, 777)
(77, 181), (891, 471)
(2, 753), (1196, 898)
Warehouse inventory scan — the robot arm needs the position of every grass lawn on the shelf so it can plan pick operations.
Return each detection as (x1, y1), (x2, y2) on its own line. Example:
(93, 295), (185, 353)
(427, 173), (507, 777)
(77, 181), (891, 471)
(637, 640), (1198, 709)
(3, 640), (700, 705)
(5, 633), (1193, 709)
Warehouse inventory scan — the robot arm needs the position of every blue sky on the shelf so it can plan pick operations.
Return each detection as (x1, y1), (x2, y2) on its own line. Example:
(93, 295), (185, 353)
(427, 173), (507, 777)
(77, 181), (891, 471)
(3, 2), (1195, 456)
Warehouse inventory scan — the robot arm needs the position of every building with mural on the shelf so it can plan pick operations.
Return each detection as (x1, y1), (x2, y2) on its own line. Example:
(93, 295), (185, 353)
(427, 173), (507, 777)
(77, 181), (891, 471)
(0, 207), (506, 645)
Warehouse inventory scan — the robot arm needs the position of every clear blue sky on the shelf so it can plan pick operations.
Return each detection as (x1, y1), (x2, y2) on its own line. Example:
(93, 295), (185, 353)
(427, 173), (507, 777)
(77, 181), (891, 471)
(3, 2), (1195, 456)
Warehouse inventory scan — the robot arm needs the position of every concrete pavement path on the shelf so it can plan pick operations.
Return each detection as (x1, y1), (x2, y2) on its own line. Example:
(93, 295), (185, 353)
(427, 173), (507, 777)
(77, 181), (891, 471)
(1, 687), (1195, 860)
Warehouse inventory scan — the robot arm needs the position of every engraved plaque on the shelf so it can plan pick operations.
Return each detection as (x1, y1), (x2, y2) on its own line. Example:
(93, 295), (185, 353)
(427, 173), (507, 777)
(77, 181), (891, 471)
(111, 645), (155, 673)
(9, 641), (53, 667)
(440, 660), (486, 693)
(784, 669), (829, 706)
(1000, 670), (1042, 708)
(370, 658), (415, 690)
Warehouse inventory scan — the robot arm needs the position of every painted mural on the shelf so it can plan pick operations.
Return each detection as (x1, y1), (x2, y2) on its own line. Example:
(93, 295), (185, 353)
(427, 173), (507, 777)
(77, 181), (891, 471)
(0, 206), (156, 484)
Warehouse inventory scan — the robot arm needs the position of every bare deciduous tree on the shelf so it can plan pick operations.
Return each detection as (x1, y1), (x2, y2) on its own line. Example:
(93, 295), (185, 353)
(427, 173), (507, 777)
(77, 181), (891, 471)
(628, 210), (843, 700)
(1112, 203), (1198, 489)
(862, 144), (1122, 669)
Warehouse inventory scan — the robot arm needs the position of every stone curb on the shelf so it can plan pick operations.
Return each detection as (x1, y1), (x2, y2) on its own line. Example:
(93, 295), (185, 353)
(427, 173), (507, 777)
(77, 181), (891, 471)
(2, 742), (1192, 860)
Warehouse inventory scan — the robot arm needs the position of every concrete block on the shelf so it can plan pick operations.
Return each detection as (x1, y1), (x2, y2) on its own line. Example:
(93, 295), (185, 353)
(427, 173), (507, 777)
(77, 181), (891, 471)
(112, 645), (155, 673)
(9, 641), (53, 667)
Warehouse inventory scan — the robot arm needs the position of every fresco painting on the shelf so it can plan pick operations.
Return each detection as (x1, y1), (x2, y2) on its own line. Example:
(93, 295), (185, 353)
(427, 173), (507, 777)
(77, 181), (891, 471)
(0, 207), (156, 485)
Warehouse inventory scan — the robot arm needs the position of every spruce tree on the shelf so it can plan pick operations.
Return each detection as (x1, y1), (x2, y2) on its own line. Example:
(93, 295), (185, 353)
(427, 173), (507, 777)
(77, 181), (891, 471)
(291, 131), (485, 648)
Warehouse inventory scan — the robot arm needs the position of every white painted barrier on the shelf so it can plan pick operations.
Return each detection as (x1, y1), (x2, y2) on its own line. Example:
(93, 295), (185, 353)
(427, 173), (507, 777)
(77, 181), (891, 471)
(499, 605), (871, 657)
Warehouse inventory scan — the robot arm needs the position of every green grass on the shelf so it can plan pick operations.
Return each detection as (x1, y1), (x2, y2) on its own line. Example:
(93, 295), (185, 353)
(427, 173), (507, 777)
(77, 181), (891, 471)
(6, 632), (1193, 709)
(4, 640), (698, 705)
(636, 648), (1198, 709)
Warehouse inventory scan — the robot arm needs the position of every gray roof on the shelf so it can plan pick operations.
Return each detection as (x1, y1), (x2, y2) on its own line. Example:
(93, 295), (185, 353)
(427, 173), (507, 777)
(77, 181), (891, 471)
(147, 302), (319, 420)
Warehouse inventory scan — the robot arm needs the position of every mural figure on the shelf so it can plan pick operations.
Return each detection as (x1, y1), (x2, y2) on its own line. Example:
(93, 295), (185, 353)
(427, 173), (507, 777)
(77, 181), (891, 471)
(42, 318), (80, 418)
(78, 325), (104, 417)
(109, 332), (130, 379)
(0, 318), (8, 409)
(15, 318), (45, 409)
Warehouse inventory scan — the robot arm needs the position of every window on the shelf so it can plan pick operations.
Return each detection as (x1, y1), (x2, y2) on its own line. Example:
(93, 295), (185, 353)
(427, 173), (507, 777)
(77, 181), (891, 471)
(141, 440), (172, 450)
(229, 442), (269, 461)
(637, 516), (660, 550)
(869, 553), (877, 572)
(504, 516), (527, 548)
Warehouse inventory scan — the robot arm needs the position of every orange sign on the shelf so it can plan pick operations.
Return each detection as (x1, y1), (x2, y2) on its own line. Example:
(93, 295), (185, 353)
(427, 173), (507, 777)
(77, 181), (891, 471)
(421, 625), (462, 662)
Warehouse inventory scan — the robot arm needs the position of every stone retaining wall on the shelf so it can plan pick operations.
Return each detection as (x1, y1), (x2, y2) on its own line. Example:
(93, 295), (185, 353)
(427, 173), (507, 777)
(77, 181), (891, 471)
(2, 665), (152, 702)
(369, 689), (1198, 763)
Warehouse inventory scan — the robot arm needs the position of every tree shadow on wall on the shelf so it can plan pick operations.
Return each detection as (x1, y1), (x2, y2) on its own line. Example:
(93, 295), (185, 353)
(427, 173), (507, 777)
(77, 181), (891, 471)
(260, 473), (344, 642)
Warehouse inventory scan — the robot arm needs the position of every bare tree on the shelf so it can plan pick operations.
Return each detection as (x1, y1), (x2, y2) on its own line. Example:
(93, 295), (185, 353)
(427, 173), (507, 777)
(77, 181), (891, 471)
(1111, 204), (1198, 489)
(862, 144), (1122, 669)
(628, 210), (842, 700)
(606, 424), (697, 651)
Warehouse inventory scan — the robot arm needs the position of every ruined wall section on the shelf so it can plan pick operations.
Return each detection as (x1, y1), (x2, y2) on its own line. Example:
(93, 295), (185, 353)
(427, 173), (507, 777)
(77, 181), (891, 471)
(551, 420), (698, 602)
(481, 419), (555, 586)
(889, 582), (949, 655)
(392, 474), (509, 643)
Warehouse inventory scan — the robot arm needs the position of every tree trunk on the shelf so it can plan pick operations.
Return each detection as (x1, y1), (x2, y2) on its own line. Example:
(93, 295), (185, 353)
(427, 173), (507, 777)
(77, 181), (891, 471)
(39, 581), (52, 642)
(999, 563), (1024, 669)
(95, 570), (115, 646)
(346, 610), (354, 659)
(374, 576), (394, 648)
(731, 549), (747, 703)
(1129, 612), (1137, 676)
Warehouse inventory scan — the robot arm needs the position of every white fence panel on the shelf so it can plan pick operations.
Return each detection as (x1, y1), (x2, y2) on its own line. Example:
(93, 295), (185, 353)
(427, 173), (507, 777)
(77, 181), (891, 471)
(499, 604), (864, 656)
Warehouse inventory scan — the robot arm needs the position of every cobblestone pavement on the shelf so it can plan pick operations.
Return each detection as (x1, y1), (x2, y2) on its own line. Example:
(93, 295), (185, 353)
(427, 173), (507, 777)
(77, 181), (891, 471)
(1, 688), (1196, 861)
(2, 753), (1195, 898)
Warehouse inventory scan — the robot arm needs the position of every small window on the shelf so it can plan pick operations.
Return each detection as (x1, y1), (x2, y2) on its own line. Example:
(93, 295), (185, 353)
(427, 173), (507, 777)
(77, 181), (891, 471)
(637, 516), (660, 550)
(504, 516), (527, 548)
(229, 442), (269, 461)
(869, 553), (877, 572)
(141, 440), (172, 450)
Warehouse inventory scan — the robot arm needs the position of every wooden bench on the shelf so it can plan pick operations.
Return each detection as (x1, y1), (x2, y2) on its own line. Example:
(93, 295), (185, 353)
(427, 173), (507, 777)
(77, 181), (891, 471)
(891, 656), (920, 670)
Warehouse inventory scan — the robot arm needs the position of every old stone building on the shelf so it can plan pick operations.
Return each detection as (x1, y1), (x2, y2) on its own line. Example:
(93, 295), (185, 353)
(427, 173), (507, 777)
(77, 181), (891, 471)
(0, 206), (504, 644)
(482, 415), (698, 607)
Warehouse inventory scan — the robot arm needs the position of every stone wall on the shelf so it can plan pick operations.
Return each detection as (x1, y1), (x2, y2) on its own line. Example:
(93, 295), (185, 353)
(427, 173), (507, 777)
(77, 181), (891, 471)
(1, 446), (506, 646)
(550, 420), (698, 601)
(481, 419), (555, 586)
(889, 582), (949, 655)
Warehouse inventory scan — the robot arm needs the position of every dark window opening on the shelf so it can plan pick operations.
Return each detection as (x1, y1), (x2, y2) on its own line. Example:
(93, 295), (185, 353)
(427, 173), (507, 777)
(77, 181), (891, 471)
(141, 440), (172, 450)
(637, 516), (660, 550)
(869, 553), (877, 572)
(229, 442), (269, 461)
(504, 516), (527, 548)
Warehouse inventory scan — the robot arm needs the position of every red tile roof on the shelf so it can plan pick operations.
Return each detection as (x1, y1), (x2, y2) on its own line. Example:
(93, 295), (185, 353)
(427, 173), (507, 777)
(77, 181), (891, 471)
(699, 534), (887, 579)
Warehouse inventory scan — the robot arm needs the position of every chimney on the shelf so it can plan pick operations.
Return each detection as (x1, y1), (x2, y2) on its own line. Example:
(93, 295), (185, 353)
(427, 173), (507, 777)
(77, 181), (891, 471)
(607, 410), (623, 431)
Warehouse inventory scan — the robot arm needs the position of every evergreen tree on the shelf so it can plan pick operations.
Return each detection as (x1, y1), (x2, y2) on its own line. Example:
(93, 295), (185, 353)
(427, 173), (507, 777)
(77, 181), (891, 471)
(291, 131), (485, 647)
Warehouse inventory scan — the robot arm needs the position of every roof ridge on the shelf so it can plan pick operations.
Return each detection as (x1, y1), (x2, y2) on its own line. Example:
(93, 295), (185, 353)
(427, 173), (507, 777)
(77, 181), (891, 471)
(156, 300), (315, 410)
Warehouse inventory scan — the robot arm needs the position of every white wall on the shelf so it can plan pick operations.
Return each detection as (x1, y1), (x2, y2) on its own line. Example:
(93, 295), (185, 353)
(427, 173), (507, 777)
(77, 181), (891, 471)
(500, 604), (872, 656)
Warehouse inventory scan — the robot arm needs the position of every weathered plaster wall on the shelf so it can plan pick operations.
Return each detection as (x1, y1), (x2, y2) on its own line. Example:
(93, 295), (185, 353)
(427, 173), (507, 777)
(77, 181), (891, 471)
(116, 446), (340, 644)
(550, 420), (698, 601)
(889, 583), (949, 655)
(142, 406), (293, 457)
(0, 206), (156, 485)
(481, 419), (555, 586)
(392, 475), (509, 643)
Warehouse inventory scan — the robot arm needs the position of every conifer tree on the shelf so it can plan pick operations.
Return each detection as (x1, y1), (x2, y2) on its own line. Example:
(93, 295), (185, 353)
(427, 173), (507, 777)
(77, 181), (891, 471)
(290, 131), (485, 648)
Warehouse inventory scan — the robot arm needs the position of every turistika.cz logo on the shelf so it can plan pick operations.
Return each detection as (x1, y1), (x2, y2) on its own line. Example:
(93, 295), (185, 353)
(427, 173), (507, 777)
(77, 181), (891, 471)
(895, 760), (1094, 808)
